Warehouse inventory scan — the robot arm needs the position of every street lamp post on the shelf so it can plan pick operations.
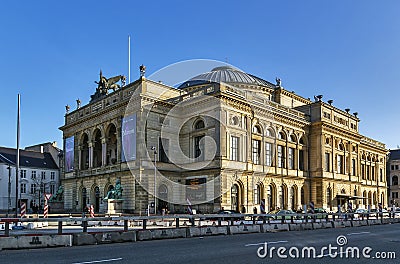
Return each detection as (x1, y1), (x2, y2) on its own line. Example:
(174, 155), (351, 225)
(151, 146), (157, 214)
(7, 165), (11, 217)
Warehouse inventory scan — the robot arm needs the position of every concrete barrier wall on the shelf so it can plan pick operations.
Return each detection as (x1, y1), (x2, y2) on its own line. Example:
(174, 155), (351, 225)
(262, 223), (289, 232)
(229, 225), (260, 234)
(313, 222), (333, 229)
(289, 223), (313, 231)
(137, 228), (187, 241)
(187, 226), (228, 237)
(2, 216), (400, 250)
(332, 221), (352, 228)
(368, 219), (382, 225)
(0, 235), (72, 249)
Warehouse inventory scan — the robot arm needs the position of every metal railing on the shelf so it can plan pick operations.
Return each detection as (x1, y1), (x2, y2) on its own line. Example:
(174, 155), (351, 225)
(1, 211), (398, 237)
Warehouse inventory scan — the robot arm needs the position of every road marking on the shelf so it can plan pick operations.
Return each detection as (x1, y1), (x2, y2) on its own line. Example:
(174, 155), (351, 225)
(346, 231), (370, 236)
(72, 258), (123, 264)
(245, 240), (288, 247)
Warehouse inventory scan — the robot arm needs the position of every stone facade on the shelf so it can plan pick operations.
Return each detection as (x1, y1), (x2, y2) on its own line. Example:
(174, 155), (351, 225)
(59, 66), (387, 214)
(388, 149), (400, 207)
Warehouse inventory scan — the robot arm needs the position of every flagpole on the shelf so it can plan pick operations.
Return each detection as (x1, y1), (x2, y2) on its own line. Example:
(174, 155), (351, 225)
(15, 94), (20, 218)
(128, 35), (131, 84)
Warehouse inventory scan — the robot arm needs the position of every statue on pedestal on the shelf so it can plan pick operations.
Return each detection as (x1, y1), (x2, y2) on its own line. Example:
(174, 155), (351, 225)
(104, 179), (123, 200)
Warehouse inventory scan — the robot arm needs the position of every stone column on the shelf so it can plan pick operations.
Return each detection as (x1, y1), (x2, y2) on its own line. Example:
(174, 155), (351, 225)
(102, 137), (107, 166)
(89, 142), (93, 168)
(78, 145), (82, 170)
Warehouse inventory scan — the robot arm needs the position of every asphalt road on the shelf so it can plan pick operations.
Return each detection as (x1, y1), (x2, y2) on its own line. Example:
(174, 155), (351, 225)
(1, 224), (399, 264)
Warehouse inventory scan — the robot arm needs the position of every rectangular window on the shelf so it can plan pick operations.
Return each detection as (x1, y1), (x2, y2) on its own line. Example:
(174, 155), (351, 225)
(277, 145), (285, 168)
(288, 147), (295, 169)
(20, 170), (26, 179)
(50, 184), (56, 194)
(230, 136), (239, 161)
(51, 171), (55, 180)
(366, 166), (370, 180)
(299, 150), (304, 171)
(371, 166), (375, 181)
(392, 192), (399, 199)
(391, 165), (395, 171)
(31, 184), (36, 194)
(325, 153), (330, 172)
(361, 164), (365, 179)
(352, 159), (356, 176)
(254, 186), (259, 204)
(20, 183), (26, 194)
(159, 137), (169, 163)
(252, 139), (261, 165)
(194, 135), (204, 159)
(41, 171), (46, 180)
(380, 168), (383, 182)
(337, 155), (344, 174)
(396, 165), (399, 170)
(265, 143), (273, 166)
(31, 171), (36, 180)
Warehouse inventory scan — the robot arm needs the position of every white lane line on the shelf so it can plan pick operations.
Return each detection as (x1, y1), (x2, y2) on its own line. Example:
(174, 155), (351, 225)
(72, 258), (123, 264)
(245, 240), (288, 247)
(346, 231), (370, 236)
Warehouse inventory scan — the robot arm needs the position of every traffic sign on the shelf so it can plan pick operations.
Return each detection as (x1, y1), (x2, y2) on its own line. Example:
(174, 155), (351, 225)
(44, 193), (52, 201)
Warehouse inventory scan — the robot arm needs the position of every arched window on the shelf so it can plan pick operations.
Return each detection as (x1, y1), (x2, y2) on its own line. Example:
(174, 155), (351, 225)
(252, 125), (262, 134)
(393, 176), (398, 185)
(266, 128), (274, 137)
(194, 120), (205, 130)
(299, 136), (305, 145)
(289, 134), (297, 143)
(278, 131), (286, 140)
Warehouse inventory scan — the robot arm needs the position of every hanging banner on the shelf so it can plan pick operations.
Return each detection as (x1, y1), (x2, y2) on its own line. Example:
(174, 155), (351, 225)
(65, 136), (75, 172)
(122, 114), (137, 162)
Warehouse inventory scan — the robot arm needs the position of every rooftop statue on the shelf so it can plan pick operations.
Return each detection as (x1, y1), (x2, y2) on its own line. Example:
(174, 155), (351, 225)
(95, 70), (126, 95)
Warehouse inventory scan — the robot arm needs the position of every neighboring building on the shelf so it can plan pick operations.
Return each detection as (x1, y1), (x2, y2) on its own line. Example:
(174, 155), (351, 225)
(0, 146), (60, 213)
(25, 141), (62, 168)
(60, 66), (387, 214)
(388, 149), (400, 207)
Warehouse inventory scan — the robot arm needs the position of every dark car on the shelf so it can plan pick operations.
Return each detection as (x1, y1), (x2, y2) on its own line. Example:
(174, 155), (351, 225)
(211, 210), (243, 221)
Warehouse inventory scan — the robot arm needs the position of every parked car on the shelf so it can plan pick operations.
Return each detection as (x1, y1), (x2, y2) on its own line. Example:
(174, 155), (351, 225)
(267, 209), (296, 220)
(307, 208), (327, 219)
(211, 210), (244, 221)
(354, 208), (368, 218)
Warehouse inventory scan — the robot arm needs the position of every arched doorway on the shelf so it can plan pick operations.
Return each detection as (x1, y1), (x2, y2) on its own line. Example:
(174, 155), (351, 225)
(268, 184), (277, 212)
(281, 184), (288, 209)
(94, 186), (100, 212)
(81, 188), (87, 211)
(327, 187), (332, 211)
(158, 184), (168, 213)
(231, 184), (240, 212)
(291, 185), (298, 211)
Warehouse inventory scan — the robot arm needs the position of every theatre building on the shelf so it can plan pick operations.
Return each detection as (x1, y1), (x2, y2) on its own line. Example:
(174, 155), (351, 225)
(59, 65), (387, 214)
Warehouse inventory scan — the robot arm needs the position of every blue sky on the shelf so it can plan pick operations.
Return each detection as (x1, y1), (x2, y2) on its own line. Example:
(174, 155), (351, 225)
(1, 0), (399, 149)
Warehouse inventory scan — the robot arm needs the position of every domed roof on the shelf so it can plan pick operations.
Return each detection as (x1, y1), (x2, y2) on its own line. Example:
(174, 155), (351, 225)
(177, 66), (275, 89)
